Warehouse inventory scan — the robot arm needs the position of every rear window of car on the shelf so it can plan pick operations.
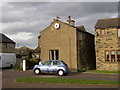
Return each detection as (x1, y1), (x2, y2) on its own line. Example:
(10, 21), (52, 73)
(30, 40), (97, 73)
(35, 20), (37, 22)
(53, 61), (61, 65)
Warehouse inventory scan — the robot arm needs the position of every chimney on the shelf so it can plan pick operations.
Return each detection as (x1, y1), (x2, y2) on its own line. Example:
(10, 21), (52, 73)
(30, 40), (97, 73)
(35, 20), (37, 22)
(66, 16), (75, 26)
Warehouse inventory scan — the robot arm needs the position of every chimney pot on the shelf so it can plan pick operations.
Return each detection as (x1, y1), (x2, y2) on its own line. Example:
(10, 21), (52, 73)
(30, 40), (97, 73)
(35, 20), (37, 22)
(67, 16), (75, 26)
(68, 16), (71, 20)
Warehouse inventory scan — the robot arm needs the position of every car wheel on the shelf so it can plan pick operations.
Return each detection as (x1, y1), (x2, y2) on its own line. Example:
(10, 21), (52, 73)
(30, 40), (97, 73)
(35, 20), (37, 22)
(58, 70), (64, 76)
(34, 68), (41, 75)
(10, 64), (13, 69)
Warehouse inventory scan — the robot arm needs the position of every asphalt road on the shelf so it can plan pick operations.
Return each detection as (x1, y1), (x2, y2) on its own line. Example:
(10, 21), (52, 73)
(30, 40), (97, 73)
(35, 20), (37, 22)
(1, 69), (119, 89)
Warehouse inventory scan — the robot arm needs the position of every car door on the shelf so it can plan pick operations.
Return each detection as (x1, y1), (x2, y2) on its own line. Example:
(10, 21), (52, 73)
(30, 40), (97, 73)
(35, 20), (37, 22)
(40, 60), (52, 73)
(48, 61), (61, 73)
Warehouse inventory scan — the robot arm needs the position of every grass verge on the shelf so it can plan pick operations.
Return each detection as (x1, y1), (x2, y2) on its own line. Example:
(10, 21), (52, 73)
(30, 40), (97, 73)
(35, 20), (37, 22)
(16, 77), (120, 85)
(89, 70), (120, 74)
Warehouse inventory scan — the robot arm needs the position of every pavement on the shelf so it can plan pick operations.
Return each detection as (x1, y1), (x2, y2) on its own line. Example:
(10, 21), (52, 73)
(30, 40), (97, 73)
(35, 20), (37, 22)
(1, 69), (120, 89)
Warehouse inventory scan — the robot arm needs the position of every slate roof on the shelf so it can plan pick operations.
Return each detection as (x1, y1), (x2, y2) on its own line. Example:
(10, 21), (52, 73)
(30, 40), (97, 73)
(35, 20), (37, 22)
(0, 33), (15, 44)
(95, 18), (120, 29)
(15, 46), (32, 56)
(32, 46), (40, 53)
(76, 25), (86, 32)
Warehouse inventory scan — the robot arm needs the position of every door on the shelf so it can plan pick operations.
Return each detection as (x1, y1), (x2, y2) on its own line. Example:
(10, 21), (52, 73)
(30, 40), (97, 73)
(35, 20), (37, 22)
(49, 61), (61, 73)
(40, 60), (52, 73)
(49, 50), (59, 60)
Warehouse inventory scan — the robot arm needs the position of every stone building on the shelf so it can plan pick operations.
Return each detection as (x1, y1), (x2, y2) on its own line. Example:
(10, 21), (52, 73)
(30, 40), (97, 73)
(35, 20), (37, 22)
(38, 16), (96, 71)
(95, 18), (120, 71)
(0, 33), (16, 53)
(31, 46), (40, 59)
(15, 46), (32, 59)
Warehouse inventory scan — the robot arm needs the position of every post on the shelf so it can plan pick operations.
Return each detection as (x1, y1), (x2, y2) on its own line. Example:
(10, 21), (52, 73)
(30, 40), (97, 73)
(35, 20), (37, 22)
(23, 60), (26, 71)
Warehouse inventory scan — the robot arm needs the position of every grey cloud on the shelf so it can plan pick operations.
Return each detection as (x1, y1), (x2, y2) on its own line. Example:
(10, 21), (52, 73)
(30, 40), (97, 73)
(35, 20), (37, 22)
(2, 2), (118, 48)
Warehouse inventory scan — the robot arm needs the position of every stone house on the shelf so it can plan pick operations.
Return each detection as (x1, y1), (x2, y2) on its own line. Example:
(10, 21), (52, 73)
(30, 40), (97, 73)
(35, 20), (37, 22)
(95, 18), (120, 71)
(38, 16), (96, 72)
(0, 33), (16, 53)
(31, 46), (40, 59)
(15, 46), (32, 59)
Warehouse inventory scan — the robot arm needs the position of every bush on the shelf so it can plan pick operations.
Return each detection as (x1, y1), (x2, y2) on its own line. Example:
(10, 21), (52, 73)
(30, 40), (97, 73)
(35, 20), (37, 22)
(13, 65), (21, 71)
(28, 58), (40, 69)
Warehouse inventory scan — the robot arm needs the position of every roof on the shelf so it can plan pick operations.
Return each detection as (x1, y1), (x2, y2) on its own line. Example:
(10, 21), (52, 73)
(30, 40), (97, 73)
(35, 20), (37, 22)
(15, 46), (32, 56)
(76, 25), (86, 32)
(32, 46), (40, 53)
(40, 20), (94, 36)
(0, 33), (15, 44)
(95, 18), (120, 29)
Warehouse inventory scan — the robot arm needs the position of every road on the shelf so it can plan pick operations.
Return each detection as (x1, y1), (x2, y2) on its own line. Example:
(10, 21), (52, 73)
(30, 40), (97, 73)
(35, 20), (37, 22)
(2, 69), (119, 89)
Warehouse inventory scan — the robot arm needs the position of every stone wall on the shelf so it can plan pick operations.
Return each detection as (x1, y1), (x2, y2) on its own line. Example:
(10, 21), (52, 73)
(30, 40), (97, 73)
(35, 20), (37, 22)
(95, 28), (119, 71)
(77, 31), (96, 70)
(39, 20), (77, 72)
(0, 43), (15, 53)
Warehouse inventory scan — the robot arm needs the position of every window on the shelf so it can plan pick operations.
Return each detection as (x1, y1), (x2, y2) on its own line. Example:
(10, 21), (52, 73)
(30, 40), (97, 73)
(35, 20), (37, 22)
(105, 50), (120, 62)
(49, 50), (59, 60)
(118, 29), (120, 37)
(53, 61), (61, 65)
(101, 29), (105, 35)
(111, 51), (115, 61)
(3, 43), (7, 48)
(105, 51), (109, 61)
(79, 32), (82, 40)
(43, 61), (52, 65)
(117, 51), (120, 61)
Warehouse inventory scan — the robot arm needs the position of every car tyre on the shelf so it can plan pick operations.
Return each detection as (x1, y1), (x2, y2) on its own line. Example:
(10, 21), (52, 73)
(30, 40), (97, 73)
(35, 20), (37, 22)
(10, 64), (13, 69)
(34, 68), (41, 75)
(57, 70), (64, 76)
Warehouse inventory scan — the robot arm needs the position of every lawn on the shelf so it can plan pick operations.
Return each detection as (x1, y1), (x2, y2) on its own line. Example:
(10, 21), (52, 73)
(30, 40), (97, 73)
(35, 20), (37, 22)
(89, 70), (120, 74)
(16, 77), (120, 85)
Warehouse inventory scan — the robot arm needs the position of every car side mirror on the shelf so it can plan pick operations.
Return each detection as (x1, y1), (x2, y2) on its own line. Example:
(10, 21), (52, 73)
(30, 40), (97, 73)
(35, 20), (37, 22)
(39, 62), (42, 65)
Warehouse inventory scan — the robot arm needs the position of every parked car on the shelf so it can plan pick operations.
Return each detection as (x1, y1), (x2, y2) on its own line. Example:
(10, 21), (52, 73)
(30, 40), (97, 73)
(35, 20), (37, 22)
(33, 60), (69, 76)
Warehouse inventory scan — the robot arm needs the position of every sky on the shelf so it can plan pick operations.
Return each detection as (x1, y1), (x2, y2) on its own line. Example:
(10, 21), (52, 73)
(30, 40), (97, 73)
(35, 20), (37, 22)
(1, 2), (119, 49)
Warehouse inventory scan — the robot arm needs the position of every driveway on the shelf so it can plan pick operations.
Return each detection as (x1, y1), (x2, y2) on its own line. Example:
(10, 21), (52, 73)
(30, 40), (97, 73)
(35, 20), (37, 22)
(2, 69), (119, 89)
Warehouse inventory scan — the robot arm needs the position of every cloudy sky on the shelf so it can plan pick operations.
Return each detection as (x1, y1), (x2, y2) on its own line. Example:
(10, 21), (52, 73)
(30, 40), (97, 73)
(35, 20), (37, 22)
(1, 2), (118, 49)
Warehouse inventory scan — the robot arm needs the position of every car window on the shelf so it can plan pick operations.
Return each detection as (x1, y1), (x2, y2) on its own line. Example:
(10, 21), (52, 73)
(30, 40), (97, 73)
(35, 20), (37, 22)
(43, 61), (52, 65)
(53, 61), (61, 65)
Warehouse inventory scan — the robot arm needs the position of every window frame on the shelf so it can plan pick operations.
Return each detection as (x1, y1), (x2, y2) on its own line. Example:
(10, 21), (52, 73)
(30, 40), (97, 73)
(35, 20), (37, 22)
(117, 29), (120, 37)
(101, 29), (105, 36)
(105, 50), (110, 62)
(3, 43), (7, 48)
(105, 50), (120, 62)
(117, 50), (120, 61)
(49, 50), (59, 60)
(79, 32), (82, 41)
(110, 50), (116, 62)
